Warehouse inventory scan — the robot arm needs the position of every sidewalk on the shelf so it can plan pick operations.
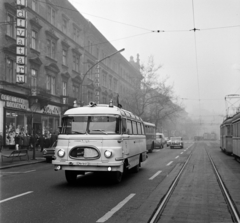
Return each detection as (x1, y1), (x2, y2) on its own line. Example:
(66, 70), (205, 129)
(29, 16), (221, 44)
(0, 147), (46, 169)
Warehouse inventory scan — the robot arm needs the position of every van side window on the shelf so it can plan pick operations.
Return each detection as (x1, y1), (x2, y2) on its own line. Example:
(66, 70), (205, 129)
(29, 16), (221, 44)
(132, 121), (138, 134)
(142, 124), (145, 134)
(137, 122), (142, 134)
(122, 118), (127, 134)
(126, 119), (132, 134)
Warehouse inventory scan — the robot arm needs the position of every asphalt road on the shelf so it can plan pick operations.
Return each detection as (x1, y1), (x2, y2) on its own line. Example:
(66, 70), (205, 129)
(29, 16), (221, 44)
(0, 142), (195, 223)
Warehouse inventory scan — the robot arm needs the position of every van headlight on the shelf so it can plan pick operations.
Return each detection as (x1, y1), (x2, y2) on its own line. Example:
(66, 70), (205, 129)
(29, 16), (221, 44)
(104, 150), (112, 158)
(57, 149), (65, 158)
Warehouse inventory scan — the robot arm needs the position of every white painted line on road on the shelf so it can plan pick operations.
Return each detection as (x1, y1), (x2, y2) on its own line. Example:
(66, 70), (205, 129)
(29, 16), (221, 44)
(24, 170), (36, 173)
(0, 191), (33, 204)
(96, 194), (135, 222)
(166, 161), (173, 166)
(149, 171), (162, 180)
(175, 156), (179, 159)
(180, 152), (183, 154)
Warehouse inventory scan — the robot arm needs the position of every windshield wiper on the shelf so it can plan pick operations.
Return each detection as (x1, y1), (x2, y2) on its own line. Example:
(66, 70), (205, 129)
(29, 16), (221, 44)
(91, 129), (108, 134)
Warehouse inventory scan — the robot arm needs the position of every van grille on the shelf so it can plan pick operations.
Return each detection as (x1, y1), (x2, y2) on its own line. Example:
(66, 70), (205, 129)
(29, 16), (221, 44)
(69, 147), (100, 160)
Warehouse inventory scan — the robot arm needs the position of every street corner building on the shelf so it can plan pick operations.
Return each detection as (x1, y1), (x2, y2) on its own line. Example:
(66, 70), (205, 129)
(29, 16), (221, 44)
(0, 0), (142, 148)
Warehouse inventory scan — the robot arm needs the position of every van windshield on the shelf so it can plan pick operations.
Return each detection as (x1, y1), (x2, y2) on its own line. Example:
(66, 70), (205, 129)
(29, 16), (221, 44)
(60, 115), (121, 135)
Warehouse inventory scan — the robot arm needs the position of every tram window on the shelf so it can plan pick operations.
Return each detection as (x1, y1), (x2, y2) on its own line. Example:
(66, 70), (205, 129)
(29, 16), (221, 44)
(126, 119), (132, 134)
(132, 121), (138, 134)
(137, 122), (142, 135)
(122, 118), (127, 134)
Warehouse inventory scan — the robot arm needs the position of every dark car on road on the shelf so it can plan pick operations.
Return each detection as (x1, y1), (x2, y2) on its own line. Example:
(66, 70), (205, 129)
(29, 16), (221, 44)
(42, 141), (57, 162)
(169, 137), (184, 149)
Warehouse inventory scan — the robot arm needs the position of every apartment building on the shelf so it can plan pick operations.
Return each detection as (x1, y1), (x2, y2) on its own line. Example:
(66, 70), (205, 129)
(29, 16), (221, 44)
(0, 0), (142, 146)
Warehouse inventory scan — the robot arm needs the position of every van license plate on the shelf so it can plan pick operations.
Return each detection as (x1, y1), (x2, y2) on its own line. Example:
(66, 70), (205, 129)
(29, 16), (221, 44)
(78, 162), (89, 166)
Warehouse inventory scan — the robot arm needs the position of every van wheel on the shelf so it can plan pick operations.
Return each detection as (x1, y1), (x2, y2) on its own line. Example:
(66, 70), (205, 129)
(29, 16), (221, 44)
(65, 171), (78, 184)
(112, 171), (123, 183)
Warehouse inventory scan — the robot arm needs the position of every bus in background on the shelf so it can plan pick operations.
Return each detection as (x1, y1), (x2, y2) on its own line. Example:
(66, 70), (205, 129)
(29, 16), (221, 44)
(53, 102), (147, 184)
(143, 121), (157, 153)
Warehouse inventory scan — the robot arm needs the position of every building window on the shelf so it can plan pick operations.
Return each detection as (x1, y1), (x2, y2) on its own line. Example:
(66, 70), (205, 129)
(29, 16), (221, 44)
(109, 75), (112, 90)
(62, 49), (67, 66)
(32, 0), (37, 11)
(46, 75), (55, 95)
(6, 13), (15, 38)
(31, 30), (37, 50)
(114, 79), (118, 92)
(47, 6), (56, 25)
(63, 82), (67, 96)
(31, 69), (37, 87)
(73, 85), (79, 100)
(62, 18), (67, 34)
(88, 91), (93, 102)
(73, 53), (80, 72)
(103, 73), (107, 87)
(47, 39), (56, 59)
(87, 63), (94, 80)
(73, 25), (80, 42)
(6, 58), (14, 83)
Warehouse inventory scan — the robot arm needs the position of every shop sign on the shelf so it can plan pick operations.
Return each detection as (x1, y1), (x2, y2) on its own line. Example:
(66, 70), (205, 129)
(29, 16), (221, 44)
(16, 0), (27, 84)
(43, 105), (61, 116)
(0, 94), (29, 110)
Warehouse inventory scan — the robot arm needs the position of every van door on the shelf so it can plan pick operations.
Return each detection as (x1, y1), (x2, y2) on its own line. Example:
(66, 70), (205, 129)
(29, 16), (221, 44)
(122, 119), (129, 155)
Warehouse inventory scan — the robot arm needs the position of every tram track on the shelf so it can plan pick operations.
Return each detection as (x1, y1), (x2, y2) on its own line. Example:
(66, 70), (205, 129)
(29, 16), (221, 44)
(148, 143), (240, 223)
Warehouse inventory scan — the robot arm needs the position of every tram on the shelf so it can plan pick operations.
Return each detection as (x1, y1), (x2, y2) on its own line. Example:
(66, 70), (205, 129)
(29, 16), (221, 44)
(143, 121), (157, 153)
(53, 101), (147, 184)
(231, 112), (240, 160)
(220, 117), (233, 155)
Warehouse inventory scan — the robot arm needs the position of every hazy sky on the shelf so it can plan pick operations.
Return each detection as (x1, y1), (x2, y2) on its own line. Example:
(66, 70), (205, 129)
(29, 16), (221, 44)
(69, 0), (240, 119)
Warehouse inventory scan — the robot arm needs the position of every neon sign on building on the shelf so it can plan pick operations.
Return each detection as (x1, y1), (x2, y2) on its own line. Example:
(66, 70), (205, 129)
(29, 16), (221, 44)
(16, 0), (27, 84)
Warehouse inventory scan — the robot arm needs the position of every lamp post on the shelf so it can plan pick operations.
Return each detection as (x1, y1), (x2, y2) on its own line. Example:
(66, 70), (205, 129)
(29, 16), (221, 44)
(80, 48), (125, 106)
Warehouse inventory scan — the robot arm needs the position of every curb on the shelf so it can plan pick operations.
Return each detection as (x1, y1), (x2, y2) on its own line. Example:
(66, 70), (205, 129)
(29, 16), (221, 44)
(0, 159), (46, 170)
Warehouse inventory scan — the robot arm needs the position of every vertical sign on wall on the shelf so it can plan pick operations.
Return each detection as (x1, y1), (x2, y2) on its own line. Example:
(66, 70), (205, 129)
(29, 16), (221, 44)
(16, 0), (27, 84)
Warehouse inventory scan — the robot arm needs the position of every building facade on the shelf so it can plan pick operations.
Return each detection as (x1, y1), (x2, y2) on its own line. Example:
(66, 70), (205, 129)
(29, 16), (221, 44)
(0, 0), (142, 147)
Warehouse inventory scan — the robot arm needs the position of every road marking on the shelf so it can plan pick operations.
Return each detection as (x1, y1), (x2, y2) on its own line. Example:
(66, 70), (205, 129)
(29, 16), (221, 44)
(24, 170), (36, 173)
(167, 161), (173, 166)
(180, 152), (183, 154)
(175, 156), (179, 159)
(96, 194), (135, 222)
(0, 191), (33, 204)
(149, 171), (162, 180)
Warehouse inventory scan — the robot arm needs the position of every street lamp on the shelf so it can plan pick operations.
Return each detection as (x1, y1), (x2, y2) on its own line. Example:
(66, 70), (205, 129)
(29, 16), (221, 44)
(80, 48), (125, 106)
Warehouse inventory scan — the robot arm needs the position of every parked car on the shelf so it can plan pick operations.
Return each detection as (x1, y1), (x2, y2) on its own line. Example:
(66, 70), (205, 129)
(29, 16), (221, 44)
(42, 141), (57, 162)
(169, 137), (184, 149)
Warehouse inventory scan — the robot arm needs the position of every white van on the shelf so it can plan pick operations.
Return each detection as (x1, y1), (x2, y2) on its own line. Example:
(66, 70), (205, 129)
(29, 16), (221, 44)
(53, 102), (147, 184)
